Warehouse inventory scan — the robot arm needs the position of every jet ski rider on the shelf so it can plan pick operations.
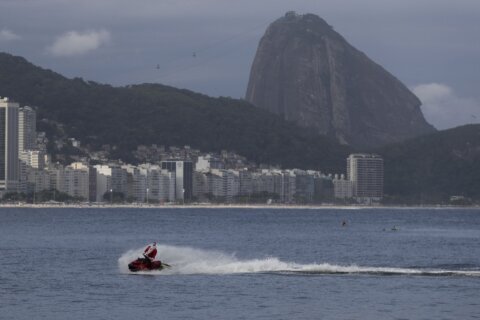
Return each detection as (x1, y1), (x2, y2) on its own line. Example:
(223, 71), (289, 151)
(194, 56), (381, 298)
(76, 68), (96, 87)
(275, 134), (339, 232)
(143, 242), (158, 266)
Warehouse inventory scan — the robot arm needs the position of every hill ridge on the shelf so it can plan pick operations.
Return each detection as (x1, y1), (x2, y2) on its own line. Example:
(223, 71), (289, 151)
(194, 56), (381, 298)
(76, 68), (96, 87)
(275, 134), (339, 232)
(0, 51), (351, 172)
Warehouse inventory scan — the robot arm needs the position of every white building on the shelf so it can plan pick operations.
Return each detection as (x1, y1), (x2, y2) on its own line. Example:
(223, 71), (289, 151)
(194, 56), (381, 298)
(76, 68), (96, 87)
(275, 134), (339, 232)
(196, 155), (224, 171)
(209, 171), (224, 197)
(140, 164), (175, 203)
(249, 169), (297, 203)
(333, 174), (354, 199)
(209, 169), (240, 201)
(158, 170), (176, 203)
(193, 169), (240, 202)
(61, 162), (90, 200)
(19, 150), (45, 170)
(94, 164), (129, 201)
(0, 97), (20, 194)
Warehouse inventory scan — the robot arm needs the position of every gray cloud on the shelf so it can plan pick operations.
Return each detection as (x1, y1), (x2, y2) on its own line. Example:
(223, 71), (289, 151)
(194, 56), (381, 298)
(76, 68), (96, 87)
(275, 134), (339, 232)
(413, 83), (480, 130)
(47, 29), (111, 57)
(0, 28), (20, 41)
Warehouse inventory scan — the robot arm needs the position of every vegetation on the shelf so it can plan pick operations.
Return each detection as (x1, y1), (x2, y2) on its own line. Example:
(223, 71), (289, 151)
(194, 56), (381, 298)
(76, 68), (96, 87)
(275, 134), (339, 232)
(0, 52), (351, 173)
(2, 189), (83, 203)
(376, 124), (480, 203)
(102, 191), (125, 203)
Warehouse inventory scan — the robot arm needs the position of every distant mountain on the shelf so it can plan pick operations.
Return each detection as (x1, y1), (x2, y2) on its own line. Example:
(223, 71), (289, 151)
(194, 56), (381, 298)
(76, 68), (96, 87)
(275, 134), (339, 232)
(378, 124), (480, 203)
(246, 12), (435, 148)
(0, 52), (351, 172)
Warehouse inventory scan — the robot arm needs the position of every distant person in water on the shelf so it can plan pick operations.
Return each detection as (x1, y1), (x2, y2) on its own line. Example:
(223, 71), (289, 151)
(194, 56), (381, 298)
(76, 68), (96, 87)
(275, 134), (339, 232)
(143, 242), (157, 265)
(342, 220), (347, 227)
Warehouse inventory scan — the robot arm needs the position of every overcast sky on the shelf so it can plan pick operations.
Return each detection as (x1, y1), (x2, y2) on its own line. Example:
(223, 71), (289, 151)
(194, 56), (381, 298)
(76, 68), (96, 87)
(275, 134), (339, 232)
(1, 0), (479, 129)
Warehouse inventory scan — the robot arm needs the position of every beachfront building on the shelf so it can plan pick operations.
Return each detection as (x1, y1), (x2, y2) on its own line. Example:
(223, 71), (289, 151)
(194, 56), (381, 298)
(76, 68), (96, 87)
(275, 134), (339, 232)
(49, 163), (91, 200)
(210, 169), (239, 202)
(347, 154), (384, 204)
(294, 169), (314, 203)
(161, 160), (193, 202)
(94, 165), (112, 202)
(122, 164), (147, 202)
(252, 171), (276, 195)
(18, 106), (37, 153)
(313, 174), (334, 203)
(61, 162), (90, 200)
(0, 97), (20, 195)
(141, 164), (175, 203)
(27, 167), (51, 194)
(238, 169), (253, 196)
(333, 174), (354, 199)
(94, 164), (129, 202)
(192, 170), (209, 200)
(277, 170), (296, 203)
(192, 169), (240, 202)
(19, 149), (45, 170)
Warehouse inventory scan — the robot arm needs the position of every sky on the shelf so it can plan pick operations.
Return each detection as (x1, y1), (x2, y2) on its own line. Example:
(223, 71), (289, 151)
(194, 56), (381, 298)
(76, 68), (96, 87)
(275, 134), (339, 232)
(0, 0), (479, 130)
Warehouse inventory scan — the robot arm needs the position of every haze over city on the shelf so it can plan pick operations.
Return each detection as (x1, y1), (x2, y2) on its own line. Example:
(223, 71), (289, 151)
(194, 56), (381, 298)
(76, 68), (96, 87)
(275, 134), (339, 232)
(1, 0), (479, 129)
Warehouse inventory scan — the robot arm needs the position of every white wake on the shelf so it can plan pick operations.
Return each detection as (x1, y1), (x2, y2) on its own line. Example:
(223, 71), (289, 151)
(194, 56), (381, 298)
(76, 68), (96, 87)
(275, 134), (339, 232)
(118, 245), (480, 277)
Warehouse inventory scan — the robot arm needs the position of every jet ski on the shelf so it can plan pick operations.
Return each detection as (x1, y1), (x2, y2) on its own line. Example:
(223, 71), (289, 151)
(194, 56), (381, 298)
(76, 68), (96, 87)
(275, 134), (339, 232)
(128, 258), (170, 272)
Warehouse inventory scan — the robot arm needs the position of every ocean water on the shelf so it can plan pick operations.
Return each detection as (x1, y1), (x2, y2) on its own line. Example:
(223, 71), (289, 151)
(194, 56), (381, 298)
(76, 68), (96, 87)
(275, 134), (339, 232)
(0, 207), (479, 319)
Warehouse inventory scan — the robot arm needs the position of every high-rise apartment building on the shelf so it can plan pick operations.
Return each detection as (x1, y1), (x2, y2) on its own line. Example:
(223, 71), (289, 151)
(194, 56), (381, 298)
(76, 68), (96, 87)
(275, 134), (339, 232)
(140, 164), (175, 203)
(19, 150), (45, 170)
(161, 160), (193, 202)
(347, 153), (384, 203)
(333, 174), (354, 199)
(0, 97), (19, 193)
(94, 165), (128, 202)
(18, 106), (36, 152)
(62, 163), (90, 200)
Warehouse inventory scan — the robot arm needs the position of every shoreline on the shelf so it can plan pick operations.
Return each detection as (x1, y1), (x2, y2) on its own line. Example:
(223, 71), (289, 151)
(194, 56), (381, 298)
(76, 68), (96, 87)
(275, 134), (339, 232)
(0, 203), (478, 210)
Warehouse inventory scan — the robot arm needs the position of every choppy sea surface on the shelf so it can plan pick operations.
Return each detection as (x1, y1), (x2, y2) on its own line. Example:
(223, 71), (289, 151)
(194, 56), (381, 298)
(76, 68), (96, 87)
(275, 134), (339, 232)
(1, 207), (479, 319)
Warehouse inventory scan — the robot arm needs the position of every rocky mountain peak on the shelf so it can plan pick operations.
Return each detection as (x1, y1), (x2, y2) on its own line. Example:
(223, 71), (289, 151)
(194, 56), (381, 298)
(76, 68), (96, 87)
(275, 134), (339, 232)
(246, 12), (435, 148)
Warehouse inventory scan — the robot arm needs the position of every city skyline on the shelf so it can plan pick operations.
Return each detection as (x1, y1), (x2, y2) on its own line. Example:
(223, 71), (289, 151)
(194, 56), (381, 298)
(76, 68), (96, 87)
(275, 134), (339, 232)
(0, 96), (380, 204)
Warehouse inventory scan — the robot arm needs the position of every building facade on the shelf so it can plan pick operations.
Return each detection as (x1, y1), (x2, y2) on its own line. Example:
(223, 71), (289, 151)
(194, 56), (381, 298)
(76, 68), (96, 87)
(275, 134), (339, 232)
(347, 154), (384, 203)
(62, 162), (90, 200)
(161, 160), (193, 202)
(18, 106), (36, 153)
(333, 174), (354, 199)
(0, 97), (19, 193)
(19, 150), (45, 170)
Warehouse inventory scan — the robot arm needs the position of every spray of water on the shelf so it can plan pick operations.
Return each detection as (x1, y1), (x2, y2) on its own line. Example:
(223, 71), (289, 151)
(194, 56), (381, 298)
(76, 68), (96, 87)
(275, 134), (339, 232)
(118, 245), (480, 277)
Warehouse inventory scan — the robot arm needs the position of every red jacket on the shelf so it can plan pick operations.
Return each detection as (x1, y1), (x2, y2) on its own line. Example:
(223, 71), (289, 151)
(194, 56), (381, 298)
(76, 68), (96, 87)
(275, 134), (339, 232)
(143, 245), (157, 260)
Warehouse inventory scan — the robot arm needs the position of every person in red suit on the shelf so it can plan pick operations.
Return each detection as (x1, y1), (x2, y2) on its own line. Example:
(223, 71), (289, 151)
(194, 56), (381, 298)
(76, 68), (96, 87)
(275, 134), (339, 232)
(143, 242), (157, 266)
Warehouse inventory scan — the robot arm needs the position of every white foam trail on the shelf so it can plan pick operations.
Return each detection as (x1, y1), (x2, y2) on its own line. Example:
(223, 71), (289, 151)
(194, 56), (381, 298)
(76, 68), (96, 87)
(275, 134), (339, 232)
(118, 245), (480, 277)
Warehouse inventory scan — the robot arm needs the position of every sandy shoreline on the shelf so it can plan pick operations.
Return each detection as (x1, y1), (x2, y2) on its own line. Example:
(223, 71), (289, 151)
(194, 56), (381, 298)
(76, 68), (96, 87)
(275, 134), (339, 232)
(0, 203), (478, 210)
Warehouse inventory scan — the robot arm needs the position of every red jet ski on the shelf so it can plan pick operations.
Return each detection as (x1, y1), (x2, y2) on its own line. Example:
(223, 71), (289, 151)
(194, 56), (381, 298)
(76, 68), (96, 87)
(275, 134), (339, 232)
(128, 258), (169, 272)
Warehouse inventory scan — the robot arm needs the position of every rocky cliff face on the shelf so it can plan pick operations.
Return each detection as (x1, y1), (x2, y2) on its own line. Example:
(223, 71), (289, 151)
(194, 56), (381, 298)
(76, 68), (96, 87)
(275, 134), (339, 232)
(246, 12), (435, 148)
